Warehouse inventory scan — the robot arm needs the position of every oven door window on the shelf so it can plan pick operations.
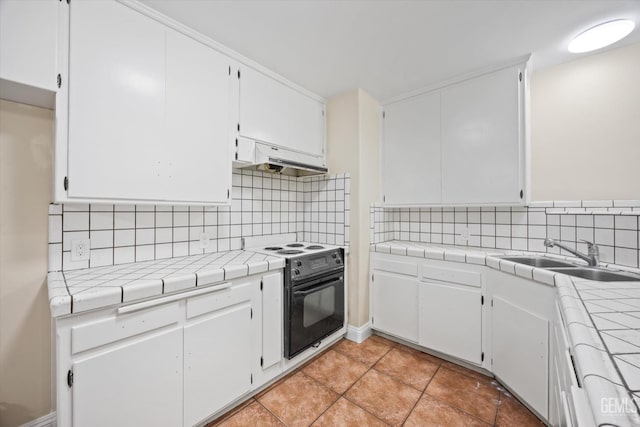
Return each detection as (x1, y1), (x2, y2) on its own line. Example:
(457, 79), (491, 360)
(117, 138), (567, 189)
(303, 285), (335, 328)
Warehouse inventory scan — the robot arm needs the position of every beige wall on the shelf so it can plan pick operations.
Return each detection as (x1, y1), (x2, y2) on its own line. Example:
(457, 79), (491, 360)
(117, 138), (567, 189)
(0, 100), (53, 426)
(531, 42), (640, 201)
(355, 91), (381, 327)
(327, 89), (381, 327)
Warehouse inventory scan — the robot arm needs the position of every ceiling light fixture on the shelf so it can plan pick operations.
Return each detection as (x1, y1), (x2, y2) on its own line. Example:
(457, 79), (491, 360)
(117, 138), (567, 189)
(568, 19), (635, 53)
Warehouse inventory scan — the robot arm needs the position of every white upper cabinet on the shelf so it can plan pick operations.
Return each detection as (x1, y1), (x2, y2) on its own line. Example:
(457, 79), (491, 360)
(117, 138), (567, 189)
(238, 65), (325, 158)
(382, 92), (441, 204)
(0, 0), (61, 107)
(381, 57), (529, 206)
(68, 0), (167, 202)
(64, 0), (231, 204)
(441, 65), (525, 205)
(163, 29), (231, 203)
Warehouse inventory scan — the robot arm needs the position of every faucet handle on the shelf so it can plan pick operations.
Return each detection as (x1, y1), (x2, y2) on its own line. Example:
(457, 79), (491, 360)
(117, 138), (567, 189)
(579, 239), (595, 248)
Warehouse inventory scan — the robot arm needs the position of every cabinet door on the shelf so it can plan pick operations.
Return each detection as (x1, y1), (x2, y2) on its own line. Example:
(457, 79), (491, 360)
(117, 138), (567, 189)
(418, 281), (482, 364)
(492, 296), (548, 418)
(371, 272), (418, 342)
(382, 92), (441, 204)
(68, 0), (166, 201)
(239, 66), (325, 157)
(164, 29), (231, 203)
(262, 272), (283, 369)
(441, 65), (524, 204)
(0, 0), (59, 92)
(184, 297), (253, 426)
(72, 328), (182, 427)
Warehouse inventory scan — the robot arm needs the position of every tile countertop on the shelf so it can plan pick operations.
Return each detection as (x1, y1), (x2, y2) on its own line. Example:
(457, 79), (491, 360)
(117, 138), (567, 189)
(372, 240), (640, 426)
(47, 250), (285, 317)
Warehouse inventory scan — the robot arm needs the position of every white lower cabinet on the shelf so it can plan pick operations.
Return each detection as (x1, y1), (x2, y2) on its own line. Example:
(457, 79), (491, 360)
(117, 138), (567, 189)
(418, 281), (482, 364)
(371, 271), (418, 342)
(491, 296), (548, 417)
(183, 281), (256, 426)
(550, 302), (594, 427)
(72, 328), (183, 427)
(370, 250), (599, 426)
(56, 271), (282, 427)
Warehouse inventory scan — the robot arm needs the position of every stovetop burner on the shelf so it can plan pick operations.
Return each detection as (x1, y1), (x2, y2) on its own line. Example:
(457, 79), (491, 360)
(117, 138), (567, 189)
(278, 249), (304, 255)
(306, 245), (324, 250)
(264, 246), (283, 251)
(286, 243), (304, 248)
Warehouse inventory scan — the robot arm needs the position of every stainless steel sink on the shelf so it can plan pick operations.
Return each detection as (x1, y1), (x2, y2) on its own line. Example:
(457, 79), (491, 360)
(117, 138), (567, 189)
(501, 257), (578, 268)
(547, 267), (640, 282)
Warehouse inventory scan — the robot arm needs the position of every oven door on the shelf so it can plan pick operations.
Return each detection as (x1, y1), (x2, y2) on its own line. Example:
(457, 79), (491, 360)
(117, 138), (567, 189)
(286, 270), (344, 359)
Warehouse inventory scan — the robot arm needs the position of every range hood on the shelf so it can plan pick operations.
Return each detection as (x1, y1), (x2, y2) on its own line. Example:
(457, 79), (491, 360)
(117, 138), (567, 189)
(234, 138), (328, 176)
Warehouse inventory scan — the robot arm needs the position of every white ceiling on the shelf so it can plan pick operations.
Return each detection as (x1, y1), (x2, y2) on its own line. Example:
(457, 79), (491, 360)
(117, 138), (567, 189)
(140, 0), (640, 102)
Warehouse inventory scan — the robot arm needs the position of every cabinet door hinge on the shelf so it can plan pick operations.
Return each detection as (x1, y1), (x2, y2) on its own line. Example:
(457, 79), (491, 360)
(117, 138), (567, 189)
(371, 316), (374, 325)
(250, 373), (253, 384)
(235, 152), (238, 160)
(491, 299), (494, 307)
(371, 274), (374, 282)
(228, 66), (231, 75)
(481, 295), (484, 305)
(67, 369), (73, 387)
(235, 138), (238, 147)
(57, 73), (62, 88)
(237, 123), (240, 132)
(227, 189), (230, 199)
(260, 356), (264, 367)
(260, 280), (263, 291)
(481, 352), (485, 362)
(237, 69), (241, 79)
(250, 308), (253, 319)
(383, 195), (386, 203)
(520, 189), (524, 199)
(382, 111), (385, 119)
(63, 176), (69, 191)
(519, 72), (523, 82)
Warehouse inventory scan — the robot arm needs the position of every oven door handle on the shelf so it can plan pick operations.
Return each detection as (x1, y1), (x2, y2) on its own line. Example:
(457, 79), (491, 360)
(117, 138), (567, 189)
(293, 280), (340, 297)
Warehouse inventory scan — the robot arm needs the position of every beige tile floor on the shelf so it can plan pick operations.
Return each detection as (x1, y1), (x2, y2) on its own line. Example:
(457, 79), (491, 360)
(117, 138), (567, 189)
(208, 335), (544, 426)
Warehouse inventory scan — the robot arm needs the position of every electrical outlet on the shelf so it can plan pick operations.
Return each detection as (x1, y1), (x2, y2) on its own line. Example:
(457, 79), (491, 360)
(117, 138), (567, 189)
(199, 232), (211, 250)
(71, 239), (91, 261)
(459, 227), (470, 242)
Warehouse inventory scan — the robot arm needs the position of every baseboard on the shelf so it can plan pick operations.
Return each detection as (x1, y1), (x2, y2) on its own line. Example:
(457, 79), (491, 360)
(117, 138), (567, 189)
(345, 322), (372, 343)
(20, 411), (56, 427)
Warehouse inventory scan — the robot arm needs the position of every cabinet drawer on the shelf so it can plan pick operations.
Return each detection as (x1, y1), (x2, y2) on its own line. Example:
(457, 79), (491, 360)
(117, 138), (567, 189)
(71, 302), (180, 354)
(371, 258), (418, 276)
(420, 264), (482, 287)
(186, 281), (254, 319)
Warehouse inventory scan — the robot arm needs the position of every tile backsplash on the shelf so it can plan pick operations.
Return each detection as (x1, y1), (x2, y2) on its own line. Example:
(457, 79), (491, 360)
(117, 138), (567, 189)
(49, 169), (350, 271)
(371, 201), (640, 269)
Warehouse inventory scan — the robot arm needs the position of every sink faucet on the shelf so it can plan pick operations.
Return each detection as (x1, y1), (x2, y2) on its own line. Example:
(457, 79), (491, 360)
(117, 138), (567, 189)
(544, 238), (600, 267)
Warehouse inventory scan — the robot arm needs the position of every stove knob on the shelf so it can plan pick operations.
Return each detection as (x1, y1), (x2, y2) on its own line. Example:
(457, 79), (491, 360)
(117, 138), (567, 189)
(331, 253), (337, 259)
(296, 260), (302, 267)
(294, 269), (300, 275)
(336, 259), (341, 264)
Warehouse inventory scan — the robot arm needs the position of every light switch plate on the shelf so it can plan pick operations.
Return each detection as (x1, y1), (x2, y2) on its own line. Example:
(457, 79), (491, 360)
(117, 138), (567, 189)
(71, 239), (91, 261)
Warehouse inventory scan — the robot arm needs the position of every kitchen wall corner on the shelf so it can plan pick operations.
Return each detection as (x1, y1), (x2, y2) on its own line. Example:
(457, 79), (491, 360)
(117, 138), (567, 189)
(327, 89), (381, 329)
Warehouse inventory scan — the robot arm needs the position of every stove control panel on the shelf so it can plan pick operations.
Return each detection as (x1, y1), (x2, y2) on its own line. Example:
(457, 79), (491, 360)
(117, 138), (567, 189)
(290, 249), (343, 280)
